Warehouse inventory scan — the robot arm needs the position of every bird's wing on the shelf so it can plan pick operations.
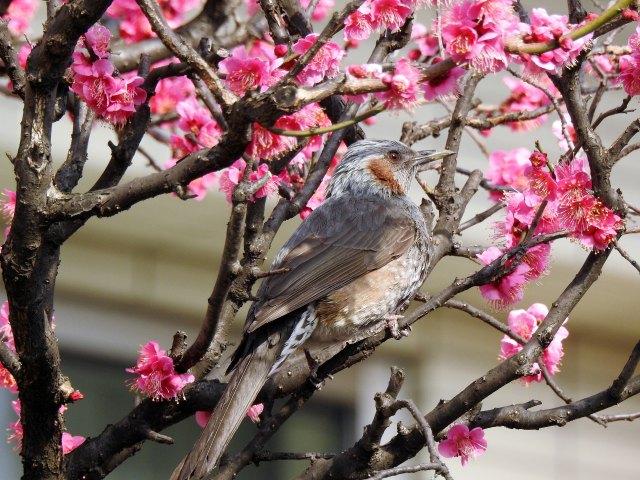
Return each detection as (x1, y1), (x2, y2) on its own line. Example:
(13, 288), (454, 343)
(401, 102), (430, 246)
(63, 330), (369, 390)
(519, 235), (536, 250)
(247, 195), (415, 333)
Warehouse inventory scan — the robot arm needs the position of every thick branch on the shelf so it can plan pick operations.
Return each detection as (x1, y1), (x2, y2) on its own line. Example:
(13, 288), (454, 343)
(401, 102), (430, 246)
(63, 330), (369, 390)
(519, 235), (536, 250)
(474, 345), (640, 429)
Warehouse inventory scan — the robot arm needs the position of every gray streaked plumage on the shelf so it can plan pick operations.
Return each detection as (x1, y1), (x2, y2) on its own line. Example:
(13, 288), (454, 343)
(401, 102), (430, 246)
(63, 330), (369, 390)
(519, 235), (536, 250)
(172, 140), (450, 480)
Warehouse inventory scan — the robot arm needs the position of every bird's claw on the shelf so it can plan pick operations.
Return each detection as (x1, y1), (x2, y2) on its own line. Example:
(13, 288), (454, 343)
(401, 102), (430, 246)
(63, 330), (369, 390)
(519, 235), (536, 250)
(304, 349), (325, 390)
(385, 314), (411, 339)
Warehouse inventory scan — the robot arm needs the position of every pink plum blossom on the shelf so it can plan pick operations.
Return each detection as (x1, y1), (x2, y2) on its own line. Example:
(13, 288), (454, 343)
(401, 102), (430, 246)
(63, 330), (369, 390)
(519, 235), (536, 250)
(7, 400), (22, 450)
(375, 59), (421, 111)
(196, 403), (265, 428)
(500, 77), (554, 131)
(0, 301), (17, 393)
(441, 0), (518, 73)
(347, 63), (383, 104)
(163, 158), (217, 200)
(368, 0), (413, 32)
(219, 44), (284, 95)
(2, 0), (38, 36)
(84, 24), (111, 59)
(101, 75), (147, 125)
(411, 23), (439, 58)
(438, 424), (487, 466)
(499, 303), (569, 383)
(344, 0), (415, 41)
(1, 189), (16, 220)
(619, 54), (640, 97)
(218, 159), (280, 204)
(586, 54), (614, 78)
(519, 8), (592, 75)
(71, 31), (146, 125)
(195, 410), (211, 428)
(485, 148), (531, 201)
(551, 114), (577, 151)
(1, 301), (15, 353)
(421, 58), (465, 101)
(275, 103), (331, 157)
(62, 433), (86, 454)
(17, 43), (31, 69)
(246, 403), (264, 423)
(292, 34), (344, 86)
(344, 7), (375, 42)
(168, 96), (223, 196)
(300, 0), (335, 21)
(477, 247), (531, 308)
(174, 97), (223, 147)
(556, 171), (593, 232)
(127, 341), (194, 400)
(246, 123), (297, 160)
(301, 174), (332, 219)
(0, 362), (17, 393)
(489, 151), (621, 285)
(244, 0), (260, 16)
(107, 0), (204, 43)
(148, 61), (195, 115)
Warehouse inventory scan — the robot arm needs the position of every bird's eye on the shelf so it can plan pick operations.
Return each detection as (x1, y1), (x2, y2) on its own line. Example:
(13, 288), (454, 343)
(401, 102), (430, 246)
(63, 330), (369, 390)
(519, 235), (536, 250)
(387, 150), (400, 161)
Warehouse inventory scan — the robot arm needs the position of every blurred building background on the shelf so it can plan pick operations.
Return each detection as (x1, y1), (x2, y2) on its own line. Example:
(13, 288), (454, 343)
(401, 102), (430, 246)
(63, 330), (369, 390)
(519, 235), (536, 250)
(1, 1), (639, 479)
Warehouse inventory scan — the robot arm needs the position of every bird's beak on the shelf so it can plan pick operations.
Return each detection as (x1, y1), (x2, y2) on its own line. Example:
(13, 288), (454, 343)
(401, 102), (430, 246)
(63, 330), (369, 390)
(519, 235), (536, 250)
(414, 149), (454, 165)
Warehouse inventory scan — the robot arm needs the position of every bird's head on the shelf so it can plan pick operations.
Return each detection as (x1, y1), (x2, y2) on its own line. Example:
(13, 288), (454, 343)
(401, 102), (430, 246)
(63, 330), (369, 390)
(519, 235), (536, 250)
(327, 139), (452, 198)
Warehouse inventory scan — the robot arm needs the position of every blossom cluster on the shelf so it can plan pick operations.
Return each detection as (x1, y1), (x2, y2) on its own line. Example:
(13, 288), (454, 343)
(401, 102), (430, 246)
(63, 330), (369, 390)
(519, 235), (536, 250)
(344, 0), (416, 43)
(70, 25), (147, 125)
(441, 0), (519, 73)
(619, 24), (640, 96)
(106, 0), (205, 43)
(518, 8), (592, 75)
(499, 303), (568, 383)
(157, 37), (338, 211)
(1, 0), (37, 36)
(426, 1), (592, 76)
(127, 341), (194, 400)
(479, 149), (622, 307)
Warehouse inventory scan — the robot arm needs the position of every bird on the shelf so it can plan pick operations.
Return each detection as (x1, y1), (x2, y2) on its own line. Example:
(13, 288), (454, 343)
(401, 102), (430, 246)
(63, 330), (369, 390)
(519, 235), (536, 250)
(172, 139), (451, 480)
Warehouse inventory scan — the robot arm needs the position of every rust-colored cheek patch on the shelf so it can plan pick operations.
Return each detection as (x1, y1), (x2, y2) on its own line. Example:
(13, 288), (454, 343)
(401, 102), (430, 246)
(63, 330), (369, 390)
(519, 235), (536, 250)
(368, 159), (404, 195)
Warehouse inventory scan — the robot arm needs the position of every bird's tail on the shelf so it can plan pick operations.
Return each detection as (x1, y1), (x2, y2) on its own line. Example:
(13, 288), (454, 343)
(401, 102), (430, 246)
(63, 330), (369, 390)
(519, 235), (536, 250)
(171, 329), (281, 480)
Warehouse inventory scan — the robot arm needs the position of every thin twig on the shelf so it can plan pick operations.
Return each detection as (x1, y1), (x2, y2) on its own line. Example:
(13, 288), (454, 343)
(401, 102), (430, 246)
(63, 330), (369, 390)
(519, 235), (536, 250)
(444, 300), (528, 344)
(438, 99), (490, 157)
(455, 167), (513, 193)
(0, 19), (25, 98)
(614, 241), (640, 275)
(591, 95), (632, 130)
(137, 146), (163, 172)
(595, 412), (640, 423)
(141, 427), (174, 445)
(0, 341), (20, 380)
(458, 201), (506, 232)
(369, 462), (453, 480)
(393, 399), (453, 480)
(540, 363), (606, 426)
